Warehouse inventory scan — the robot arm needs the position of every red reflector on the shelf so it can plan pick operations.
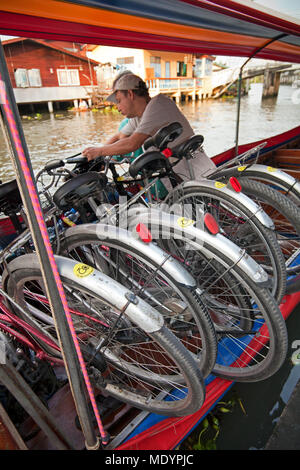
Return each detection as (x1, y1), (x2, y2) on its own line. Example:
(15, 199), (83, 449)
(162, 148), (173, 158)
(229, 176), (242, 192)
(204, 213), (219, 235)
(136, 223), (152, 243)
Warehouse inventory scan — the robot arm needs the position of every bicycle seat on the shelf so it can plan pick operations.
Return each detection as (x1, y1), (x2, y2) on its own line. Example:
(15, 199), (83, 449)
(174, 135), (204, 159)
(53, 172), (108, 211)
(129, 151), (171, 178)
(143, 122), (183, 151)
(0, 179), (23, 215)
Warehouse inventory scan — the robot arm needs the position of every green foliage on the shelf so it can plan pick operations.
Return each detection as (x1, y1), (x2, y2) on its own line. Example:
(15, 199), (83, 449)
(182, 393), (246, 451)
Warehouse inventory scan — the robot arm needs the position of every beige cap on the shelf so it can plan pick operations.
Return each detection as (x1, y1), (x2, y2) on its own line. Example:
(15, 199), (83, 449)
(107, 74), (148, 103)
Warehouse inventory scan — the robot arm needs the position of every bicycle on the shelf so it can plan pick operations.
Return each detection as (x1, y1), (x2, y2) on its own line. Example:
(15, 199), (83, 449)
(50, 154), (289, 382)
(74, 123), (286, 302)
(204, 144), (300, 278)
(209, 142), (300, 206)
(0, 173), (209, 416)
(133, 125), (298, 283)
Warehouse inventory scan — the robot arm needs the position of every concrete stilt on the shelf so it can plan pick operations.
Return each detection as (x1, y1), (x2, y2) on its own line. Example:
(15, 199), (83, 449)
(262, 69), (281, 99)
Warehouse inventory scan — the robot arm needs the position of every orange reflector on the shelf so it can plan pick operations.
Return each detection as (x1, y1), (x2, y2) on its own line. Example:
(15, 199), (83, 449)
(162, 148), (173, 158)
(229, 176), (242, 192)
(136, 223), (152, 243)
(204, 213), (219, 235)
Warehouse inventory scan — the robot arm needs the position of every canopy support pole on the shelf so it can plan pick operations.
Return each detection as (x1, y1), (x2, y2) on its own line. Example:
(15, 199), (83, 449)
(235, 33), (288, 156)
(0, 40), (102, 450)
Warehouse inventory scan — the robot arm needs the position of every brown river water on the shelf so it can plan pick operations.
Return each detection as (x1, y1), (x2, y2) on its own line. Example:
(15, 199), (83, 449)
(0, 83), (299, 182)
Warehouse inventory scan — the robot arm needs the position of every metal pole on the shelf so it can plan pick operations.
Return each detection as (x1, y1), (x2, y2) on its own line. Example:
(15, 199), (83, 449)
(0, 41), (99, 449)
(234, 33), (288, 157)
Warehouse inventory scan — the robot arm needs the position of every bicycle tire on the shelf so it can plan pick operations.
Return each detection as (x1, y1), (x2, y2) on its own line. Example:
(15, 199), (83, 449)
(211, 165), (300, 206)
(4, 260), (205, 417)
(236, 178), (300, 276)
(125, 213), (288, 382)
(237, 168), (300, 206)
(59, 225), (218, 378)
(164, 184), (286, 302)
(163, 238), (288, 382)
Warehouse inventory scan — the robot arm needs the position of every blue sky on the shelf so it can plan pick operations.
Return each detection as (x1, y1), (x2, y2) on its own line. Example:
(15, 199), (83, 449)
(253, 0), (300, 19)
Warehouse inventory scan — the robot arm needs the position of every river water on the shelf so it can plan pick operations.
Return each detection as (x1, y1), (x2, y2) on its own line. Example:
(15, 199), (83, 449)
(0, 83), (299, 182)
(0, 81), (300, 449)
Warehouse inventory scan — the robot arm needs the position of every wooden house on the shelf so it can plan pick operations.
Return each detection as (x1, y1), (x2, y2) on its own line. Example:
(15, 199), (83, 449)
(2, 38), (99, 112)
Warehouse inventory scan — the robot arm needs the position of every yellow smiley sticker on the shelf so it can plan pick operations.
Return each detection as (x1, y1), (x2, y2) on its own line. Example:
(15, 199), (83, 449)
(73, 263), (94, 278)
(177, 217), (195, 228)
(237, 166), (247, 171)
(214, 181), (226, 189)
(267, 166), (277, 172)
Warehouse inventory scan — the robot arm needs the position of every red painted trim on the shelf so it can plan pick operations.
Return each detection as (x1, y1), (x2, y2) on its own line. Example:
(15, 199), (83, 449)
(116, 377), (232, 450)
(212, 125), (300, 166)
(0, 12), (300, 63)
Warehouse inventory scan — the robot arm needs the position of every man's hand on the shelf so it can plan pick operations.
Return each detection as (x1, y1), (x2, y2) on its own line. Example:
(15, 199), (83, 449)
(82, 146), (103, 161)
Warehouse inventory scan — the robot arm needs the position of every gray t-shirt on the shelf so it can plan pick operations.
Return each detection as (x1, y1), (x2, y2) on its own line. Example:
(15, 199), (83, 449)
(121, 93), (216, 183)
(121, 93), (194, 148)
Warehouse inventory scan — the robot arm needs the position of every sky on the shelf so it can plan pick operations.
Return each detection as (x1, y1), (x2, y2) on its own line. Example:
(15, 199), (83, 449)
(253, 0), (300, 19)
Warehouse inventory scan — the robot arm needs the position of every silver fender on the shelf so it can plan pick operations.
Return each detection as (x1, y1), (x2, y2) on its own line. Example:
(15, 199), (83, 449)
(238, 164), (300, 195)
(63, 223), (197, 289)
(174, 179), (274, 230)
(127, 207), (269, 286)
(4, 253), (164, 333)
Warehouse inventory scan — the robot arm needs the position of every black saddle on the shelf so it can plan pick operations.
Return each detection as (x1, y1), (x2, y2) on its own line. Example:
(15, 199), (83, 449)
(0, 179), (22, 215)
(143, 122), (183, 151)
(174, 135), (204, 159)
(129, 151), (172, 178)
(53, 172), (108, 213)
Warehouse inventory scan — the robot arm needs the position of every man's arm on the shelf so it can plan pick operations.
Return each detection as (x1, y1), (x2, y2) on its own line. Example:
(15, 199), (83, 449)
(82, 132), (149, 160)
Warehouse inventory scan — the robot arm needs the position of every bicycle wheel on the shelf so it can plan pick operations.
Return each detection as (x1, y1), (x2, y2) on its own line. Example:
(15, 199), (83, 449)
(4, 259), (205, 416)
(161, 236), (288, 382)
(125, 211), (288, 383)
(211, 165), (300, 206)
(237, 166), (300, 206)
(236, 178), (300, 276)
(164, 183), (286, 302)
(59, 224), (217, 378)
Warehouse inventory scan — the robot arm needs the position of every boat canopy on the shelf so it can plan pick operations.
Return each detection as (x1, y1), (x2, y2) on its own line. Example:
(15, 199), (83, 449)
(0, 0), (299, 63)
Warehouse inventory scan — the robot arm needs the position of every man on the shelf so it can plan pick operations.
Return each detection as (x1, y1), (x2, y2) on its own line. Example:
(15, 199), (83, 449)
(82, 73), (215, 182)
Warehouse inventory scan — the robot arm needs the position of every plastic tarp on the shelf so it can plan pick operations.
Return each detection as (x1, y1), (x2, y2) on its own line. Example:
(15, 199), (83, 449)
(0, 0), (299, 62)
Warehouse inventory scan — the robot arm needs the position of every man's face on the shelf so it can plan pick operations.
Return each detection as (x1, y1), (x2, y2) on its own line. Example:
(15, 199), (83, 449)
(115, 90), (136, 118)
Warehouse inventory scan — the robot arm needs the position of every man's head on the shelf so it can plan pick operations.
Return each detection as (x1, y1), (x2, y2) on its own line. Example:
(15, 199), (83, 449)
(107, 74), (150, 117)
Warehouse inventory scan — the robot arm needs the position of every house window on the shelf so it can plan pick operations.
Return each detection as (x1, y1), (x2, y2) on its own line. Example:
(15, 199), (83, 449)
(205, 59), (212, 76)
(150, 56), (161, 77)
(177, 62), (187, 77)
(14, 68), (42, 87)
(116, 57), (134, 65)
(57, 69), (80, 86)
(14, 69), (29, 87)
(28, 69), (42, 87)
